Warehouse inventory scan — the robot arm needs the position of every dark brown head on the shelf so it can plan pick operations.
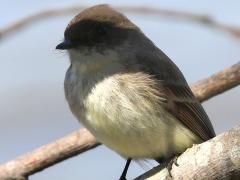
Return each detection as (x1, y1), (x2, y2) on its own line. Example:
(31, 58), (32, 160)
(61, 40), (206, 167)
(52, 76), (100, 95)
(56, 4), (140, 51)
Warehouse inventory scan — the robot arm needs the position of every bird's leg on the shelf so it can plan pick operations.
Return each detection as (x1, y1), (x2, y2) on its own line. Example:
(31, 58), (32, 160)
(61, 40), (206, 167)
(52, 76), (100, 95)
(119, 158), (132, 180)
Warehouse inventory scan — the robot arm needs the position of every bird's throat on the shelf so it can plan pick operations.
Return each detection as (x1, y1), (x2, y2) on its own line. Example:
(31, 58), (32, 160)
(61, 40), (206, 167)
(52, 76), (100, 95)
(68, 49), (123, 76)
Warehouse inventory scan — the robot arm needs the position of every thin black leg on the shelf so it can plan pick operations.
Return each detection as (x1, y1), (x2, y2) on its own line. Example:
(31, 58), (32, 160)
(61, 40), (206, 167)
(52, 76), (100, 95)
(119, 158), (132, 180)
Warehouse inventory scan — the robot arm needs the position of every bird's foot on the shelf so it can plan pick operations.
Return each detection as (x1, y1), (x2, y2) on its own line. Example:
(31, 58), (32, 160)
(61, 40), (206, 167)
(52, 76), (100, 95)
(167, 155), (179, 177)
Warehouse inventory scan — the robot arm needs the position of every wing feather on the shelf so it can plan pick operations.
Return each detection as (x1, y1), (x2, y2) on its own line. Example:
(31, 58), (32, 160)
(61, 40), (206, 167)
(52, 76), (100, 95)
(134, 46), (215, 141)
(136, 49), (215, 141)
(163, 82), (215, 141)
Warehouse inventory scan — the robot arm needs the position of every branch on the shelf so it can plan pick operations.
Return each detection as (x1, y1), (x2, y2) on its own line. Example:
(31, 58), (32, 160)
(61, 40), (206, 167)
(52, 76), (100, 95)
(134, 126), (240, 180)
(0, 62), (239, 180)
(192, 62), (240, 102)
(1, 5), (240, 40)
(0, 129), (99, 180)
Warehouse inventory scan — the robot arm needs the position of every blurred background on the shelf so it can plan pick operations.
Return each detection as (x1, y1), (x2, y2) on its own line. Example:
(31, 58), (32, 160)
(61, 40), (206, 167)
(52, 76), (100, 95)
(0, 0), (239, 179)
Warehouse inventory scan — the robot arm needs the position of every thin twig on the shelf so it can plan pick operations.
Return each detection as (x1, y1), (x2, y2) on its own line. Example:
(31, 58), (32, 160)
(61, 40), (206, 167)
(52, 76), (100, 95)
(1, 5), (240, 40)
(192, 61), (240, 102)
(0, 62), (239, 179)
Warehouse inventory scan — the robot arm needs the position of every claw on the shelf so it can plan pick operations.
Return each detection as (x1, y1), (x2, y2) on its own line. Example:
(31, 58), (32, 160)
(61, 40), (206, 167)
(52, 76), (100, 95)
(167, 156), (179, 177)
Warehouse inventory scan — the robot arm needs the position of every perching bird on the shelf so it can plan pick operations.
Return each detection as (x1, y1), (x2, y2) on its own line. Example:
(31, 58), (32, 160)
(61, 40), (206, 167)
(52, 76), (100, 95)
(56, 4), (215, 180)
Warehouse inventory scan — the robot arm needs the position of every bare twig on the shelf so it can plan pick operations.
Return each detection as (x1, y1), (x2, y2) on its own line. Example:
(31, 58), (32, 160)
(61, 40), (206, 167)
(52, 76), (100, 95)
(192, 61), (240, 102)
(1, 5), (240, 40)
(134, 125), (240, 180)
(0, 62), (239, 179)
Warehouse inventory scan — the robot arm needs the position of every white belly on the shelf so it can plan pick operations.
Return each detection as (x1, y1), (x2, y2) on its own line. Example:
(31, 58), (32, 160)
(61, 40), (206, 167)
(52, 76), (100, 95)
(78, 73), (200, 159)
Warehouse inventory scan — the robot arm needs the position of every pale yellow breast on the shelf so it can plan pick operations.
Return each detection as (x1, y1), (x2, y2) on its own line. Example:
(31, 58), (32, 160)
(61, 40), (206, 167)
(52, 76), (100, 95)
(83, 72), (200, 159)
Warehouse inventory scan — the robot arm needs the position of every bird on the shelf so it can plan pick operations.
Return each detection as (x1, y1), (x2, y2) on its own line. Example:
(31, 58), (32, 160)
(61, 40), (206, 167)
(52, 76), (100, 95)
(56, 4), (215, 180)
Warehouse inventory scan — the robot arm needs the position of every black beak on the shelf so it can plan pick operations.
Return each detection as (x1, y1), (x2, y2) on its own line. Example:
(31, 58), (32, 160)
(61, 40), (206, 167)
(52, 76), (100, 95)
(56, 40), (76, 50)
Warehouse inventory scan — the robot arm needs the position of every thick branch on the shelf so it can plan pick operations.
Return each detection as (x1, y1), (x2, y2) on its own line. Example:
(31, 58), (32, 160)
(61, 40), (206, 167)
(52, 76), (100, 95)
(0, 62), (239, 179)
(134, 126), (240, 180)
(1, 5), (240, 40)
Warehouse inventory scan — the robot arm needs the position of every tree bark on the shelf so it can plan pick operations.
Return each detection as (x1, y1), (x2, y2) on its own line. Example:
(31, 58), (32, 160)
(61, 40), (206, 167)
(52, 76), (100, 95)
(192, 62), (240, 102)
(134, 126), (240, 180)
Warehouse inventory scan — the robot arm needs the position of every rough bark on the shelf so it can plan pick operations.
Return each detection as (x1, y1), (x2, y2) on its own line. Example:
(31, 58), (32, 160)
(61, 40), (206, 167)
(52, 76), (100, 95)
(134, 126), (240, 180)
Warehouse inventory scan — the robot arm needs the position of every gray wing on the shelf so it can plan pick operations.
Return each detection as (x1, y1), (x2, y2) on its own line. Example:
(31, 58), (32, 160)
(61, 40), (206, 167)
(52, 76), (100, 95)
(135, 49), (215, 141)
(163, 82), (215, 141)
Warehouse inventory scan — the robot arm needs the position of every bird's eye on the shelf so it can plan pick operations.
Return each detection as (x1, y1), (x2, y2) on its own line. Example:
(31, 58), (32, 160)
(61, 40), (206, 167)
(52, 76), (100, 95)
(98, 25), (107, 35)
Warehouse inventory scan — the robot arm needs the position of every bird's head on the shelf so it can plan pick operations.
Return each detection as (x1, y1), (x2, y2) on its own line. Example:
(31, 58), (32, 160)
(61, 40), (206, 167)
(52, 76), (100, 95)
(56, 4), (140, 53)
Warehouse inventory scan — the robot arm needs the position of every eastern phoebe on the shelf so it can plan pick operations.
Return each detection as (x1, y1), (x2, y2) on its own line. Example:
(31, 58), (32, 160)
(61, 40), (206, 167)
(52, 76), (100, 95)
(56, 4), (215, 180)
